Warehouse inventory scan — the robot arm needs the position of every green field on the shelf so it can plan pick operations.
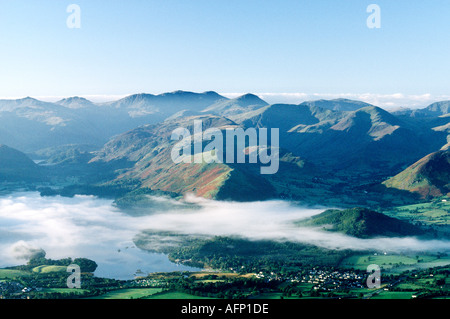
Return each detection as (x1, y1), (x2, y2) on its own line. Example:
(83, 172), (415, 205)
(396, 282), (425, 290)
(385, 197), (450, 226)
(340, 254), (450, 273)
(250, 292), (302, 299)
(144, 291), (216, 299)
(88, 288), (163, 299)
(371, 291), (415, 299)
(0, 269), (30, 279)
(32, 265), (67, 273)
(41, 288), (88, 295)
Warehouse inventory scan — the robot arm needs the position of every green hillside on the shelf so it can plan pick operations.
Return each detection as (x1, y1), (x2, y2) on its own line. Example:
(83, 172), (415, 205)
(0, 144), (43, 182)
(298, 207), (425, 238)
(383, 150), (450, 198)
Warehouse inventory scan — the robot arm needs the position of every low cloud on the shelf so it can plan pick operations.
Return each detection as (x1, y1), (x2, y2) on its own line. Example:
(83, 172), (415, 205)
(9, 241), (46, 261)
(0, 192), (449, 273)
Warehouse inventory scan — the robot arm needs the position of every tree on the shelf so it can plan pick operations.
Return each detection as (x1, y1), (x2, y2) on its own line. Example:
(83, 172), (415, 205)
(73, 258), (98, 272)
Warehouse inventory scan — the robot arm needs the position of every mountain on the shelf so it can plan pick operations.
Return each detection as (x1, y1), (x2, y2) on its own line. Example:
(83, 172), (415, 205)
(201, 93), (268, 116)
(0, 91), (227, 152)
(230, 103), (342, 133)
(104, 91), (227, 119)
(0, 96), (112, 151)
(89, 114), (320, 203)
(393, 101), (450, 118)
(232, 104), (445, 174)
(2, 93), (448, 160)
(423, 101), (450, 117)
(55, 97), (96, 109)
(0, 145), (43, 182)
(90, 115), (272, 201)
(298, 207), (425, 238)
(31, 144), (97, 165)
(383, 150), (450, 198)
(299, 99), (374, 112)
(2, 92), (450, 205)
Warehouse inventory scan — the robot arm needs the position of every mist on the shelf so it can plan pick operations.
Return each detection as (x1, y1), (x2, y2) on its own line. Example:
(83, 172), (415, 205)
(0, 192), (449, 278)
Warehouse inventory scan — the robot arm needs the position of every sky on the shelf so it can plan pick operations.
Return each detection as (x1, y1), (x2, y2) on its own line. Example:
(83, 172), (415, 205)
(0, 0), (449, 108)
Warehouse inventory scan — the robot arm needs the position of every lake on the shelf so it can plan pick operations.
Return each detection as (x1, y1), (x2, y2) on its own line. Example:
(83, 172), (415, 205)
(2, 191), (448, 281)
(0, 192), (200, 280)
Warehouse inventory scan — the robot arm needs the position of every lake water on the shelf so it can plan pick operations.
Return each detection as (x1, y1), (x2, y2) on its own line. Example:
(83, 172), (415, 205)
(0, 192), (200, 280)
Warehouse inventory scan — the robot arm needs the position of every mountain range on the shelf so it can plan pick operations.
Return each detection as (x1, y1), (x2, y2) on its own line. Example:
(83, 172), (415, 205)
(0, 91), (449, 206)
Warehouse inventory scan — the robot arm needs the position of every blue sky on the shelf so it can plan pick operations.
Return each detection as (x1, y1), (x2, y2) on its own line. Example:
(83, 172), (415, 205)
(0, 0), (449, 107)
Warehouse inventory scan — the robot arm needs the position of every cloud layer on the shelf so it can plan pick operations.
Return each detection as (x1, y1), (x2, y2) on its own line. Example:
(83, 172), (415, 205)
(0, 192), (449, 278)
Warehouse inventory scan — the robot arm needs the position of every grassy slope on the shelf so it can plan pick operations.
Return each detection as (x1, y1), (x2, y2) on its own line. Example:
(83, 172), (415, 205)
(384, 150), (450, 198)
(298, 207), (425, 238)
(0, 144), (43, 181)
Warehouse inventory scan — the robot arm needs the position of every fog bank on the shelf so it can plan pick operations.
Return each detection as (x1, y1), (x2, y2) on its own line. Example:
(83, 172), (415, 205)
(0, 192), (449, 276)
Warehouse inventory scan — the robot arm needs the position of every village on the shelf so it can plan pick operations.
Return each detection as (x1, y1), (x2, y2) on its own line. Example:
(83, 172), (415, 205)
(255, 268), (366, 292)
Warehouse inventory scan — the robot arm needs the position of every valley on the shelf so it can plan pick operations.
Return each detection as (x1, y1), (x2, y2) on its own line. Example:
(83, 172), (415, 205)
(1, 91), (449, 299)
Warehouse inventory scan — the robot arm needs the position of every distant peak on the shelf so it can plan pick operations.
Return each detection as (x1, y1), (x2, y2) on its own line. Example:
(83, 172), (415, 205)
(203, 91), (219, 95)
(124, 93), (155, 100)
(20, 96), (38, 101)
(56, 96), (94, 107)
(234, 93), (268, 105)
(59, 96), (89, 102)
(237, 93), (260, 99)
(161, 90), (191, 96)
(202, 91), (224, 97)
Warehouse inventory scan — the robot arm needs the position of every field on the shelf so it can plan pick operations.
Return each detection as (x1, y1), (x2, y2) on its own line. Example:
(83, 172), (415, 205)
(0, 269), (30, 279)
(340, 253), (450, 273)
(88, 288), (163, 299)
(188, 272), (255, 280)
(143, 291), (216, 299)
(384, 197), (450, 226)
(32, 265), (67, 273)
(371, 291), (415, 299)
(41, 288), (88, 295)
(250, 292), (301, 299)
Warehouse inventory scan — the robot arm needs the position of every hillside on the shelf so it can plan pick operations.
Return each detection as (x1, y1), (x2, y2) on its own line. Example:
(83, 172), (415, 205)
(0, 145), (43, 182)
(233, 104), (444, 173)
(383, 150), (450, 198)
(299, 98), (374, 112)
(202, 93), (268, 117)
(1, 92), (449, 206)
(393, 101), (450, 118)
(0, 91), (227, 152)
(298, 207), (425, 238)
(77, 103), (448, 205)
(90, 115), (257, 200)
(103, 91), (226, 118)
(89, 115), (320, 203)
